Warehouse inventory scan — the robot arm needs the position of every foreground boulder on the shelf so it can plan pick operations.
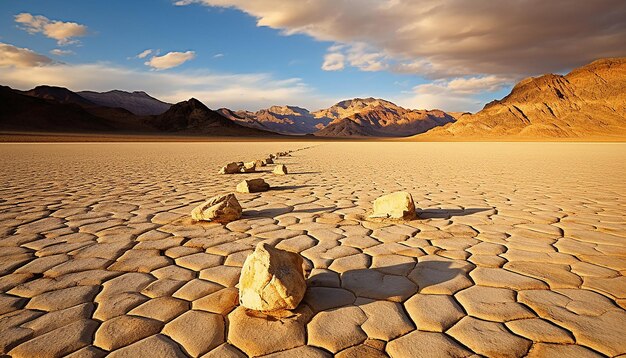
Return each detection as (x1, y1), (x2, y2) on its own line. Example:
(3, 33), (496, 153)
(191, 193), (242, 223)
(219, 162), (243, 174)
(369, 191), (416, 220)
(273, 164), (288, 175)
(239, 243), (306, 311)
(236, 179), (270, 193)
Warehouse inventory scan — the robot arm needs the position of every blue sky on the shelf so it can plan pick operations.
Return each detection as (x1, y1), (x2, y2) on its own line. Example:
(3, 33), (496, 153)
(1, 0), (624, 111)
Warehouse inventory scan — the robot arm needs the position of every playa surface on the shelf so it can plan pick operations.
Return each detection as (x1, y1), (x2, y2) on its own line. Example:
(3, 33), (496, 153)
(1, 142), (625, 357)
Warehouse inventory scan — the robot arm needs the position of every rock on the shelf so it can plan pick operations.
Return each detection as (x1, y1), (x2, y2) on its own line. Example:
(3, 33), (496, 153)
(265, 157), (274, 164)
(273, 164), (288, 175)
(241, 162), (256, 173)
(369, 191), (416, 220)
(218, 162), (243, 174)
(236, 179), (270, 193)
(238, 243), (306, 311)
(191, 194), (242, 223)
(255, 159), (266, 167)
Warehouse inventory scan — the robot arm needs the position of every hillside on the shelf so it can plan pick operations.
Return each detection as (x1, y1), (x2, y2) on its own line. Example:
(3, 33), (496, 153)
(415, 58), (626, 140)
(149, 98), (277, 136)
(78, 90), (171, 115)
(314, 98), (455, 137)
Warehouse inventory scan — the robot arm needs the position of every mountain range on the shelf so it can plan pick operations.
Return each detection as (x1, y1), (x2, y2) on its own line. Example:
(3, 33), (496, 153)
(415, 58), (626, 140)
(1, 57), (624, 139)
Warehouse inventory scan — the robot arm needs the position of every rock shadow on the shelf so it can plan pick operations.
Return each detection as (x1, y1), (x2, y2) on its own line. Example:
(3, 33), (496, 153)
(271, 185), (317, 191)
(417, 207), (492, 219)
(307, 260), (471, 304)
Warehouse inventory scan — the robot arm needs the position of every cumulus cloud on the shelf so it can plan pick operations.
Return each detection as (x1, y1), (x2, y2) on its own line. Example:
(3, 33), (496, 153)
(145, 51), (196, 70)
(136, 49), (153, 59)
(0, 62), (331, 110)
(15, 13), (87, 45)
(0, 42), (54, 67)
(181, 0), (626, 78)
(50, 49), (74, 56)
(321, 52), (344, 71)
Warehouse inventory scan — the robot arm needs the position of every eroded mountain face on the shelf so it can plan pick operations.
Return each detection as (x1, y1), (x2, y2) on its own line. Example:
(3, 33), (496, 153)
(419, 57), (626, 139)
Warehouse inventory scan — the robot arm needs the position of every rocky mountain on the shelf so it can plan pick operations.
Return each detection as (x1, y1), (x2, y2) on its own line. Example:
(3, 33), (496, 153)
(313, 98), (455, 137)
(222, 106), (330, 135)
(78, 90), (171, 115)
(23, 85), (95, 106)
(0, 86), (114, 133)
(149, 98), (276, 136)
(1, 86), (278, 137)
(416, 57), (626, 140)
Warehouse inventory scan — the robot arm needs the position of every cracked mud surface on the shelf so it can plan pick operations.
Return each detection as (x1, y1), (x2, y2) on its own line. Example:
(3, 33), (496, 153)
(0, 142), (625, 357)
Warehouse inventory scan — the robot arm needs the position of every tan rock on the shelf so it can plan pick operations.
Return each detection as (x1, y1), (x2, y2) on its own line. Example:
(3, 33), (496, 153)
(369, 191), (416, 220)
(218, 162), (243, 174)
(191, 194), (242, 223)
(236, 178), (270, 193)
(238, 243), (306, 311)
(255, 159), (266, 167)
(273, 164), (288, 175)
(241, 162), (256, 173)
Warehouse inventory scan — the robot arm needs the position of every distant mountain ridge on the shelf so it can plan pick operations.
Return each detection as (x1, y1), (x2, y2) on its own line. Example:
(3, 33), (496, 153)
(1, 85), (278, 137)
(78, 90), (171, 115)
(314, 98), (455, 137)
(416, 57), (626, 139)
(224, 97), (454, 137)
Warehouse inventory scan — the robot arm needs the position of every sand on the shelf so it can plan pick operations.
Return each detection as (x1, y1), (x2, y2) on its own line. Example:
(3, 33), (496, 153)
(0, 142), (625, 357)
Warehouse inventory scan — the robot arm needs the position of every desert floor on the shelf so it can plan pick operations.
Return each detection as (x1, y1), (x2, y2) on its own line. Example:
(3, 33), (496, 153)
(0, 142), (625, 358)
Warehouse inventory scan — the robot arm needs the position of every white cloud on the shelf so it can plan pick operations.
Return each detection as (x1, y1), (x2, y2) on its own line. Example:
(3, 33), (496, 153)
(213, 53), (224, 58)
(0, 42), (54, 67)
(321, 52), (344, 71)
(145, 51), (196, 70)
(0, 61), (332, 110)
(50, 49), (74, 56)
(182, 0), (626, 78)
(136, 49), (153, 59)
(15, 13), (87, 45)
(322, 43), (387, 72)
(394, 75), (514, 112)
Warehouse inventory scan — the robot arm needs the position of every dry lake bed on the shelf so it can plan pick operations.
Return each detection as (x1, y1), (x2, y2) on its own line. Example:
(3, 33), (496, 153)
(0, 142), (625, 357)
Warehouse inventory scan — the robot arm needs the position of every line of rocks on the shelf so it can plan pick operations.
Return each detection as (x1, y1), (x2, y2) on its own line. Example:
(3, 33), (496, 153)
(194, 147), (420, 313)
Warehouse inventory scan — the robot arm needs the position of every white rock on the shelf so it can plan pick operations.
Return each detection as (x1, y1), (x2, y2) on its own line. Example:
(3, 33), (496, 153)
(369, 191), (416, 220)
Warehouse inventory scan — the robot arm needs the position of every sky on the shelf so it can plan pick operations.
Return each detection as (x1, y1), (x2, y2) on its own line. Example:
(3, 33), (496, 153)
(1, 0), (625, 112)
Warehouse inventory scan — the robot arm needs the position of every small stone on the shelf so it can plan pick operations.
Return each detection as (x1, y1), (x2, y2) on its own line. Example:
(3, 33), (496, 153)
(369, 191), (416, 220)
(236, 179), (270, 193)
(218, 162), (243, 174)
(191, 194), (242, 223)
(273, 164), (288, 175)
(241, 162), (256, 173)
(255, 159), (266, 167)
(238, 243), (306, 311)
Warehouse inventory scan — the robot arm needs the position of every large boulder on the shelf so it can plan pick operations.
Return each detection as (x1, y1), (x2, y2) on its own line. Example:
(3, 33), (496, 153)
(242, 162), (257, 173)
(369, 191), (416, 220)
(219, 162), (243, 174)
(273, 164), (288, 175)
(239, 243), (306, 311)
(236, 179), (270, 193)
(191, 193), (242, 223)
